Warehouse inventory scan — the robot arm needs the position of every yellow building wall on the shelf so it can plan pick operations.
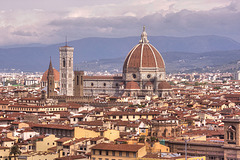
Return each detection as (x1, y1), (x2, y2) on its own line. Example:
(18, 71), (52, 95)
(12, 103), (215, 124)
(146, 143), (169, 153)
(139, 128), (149, 137)
(74, 127), (100, 139)
(23, 153), (58, 160)
(103, 129), (120, 141)
(138, 156), (206, 160)
(92, 147), (146, 160)
(176, 156), (206, 160)
(36, 134), (58, 152)
(18, 122), (30, 129)
(138, 145), (147, 158)
(0, 148), (10, 160)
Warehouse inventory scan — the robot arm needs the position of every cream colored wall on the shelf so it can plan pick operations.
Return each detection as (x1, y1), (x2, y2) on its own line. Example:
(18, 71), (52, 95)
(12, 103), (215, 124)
(25, 153), (58, 160)
(176, 156), (206, 160)
(146, 143), (169, 153)
(103, 129), (120, 141)
(137, 145), (147, 158)
(92, 152), (137, 160)
(2, 141), (14, 147)
(0, 148), (10, 160)
(36, 134), (58, 152)
(18, 122), (30, 129)
(74, 127), (100, 139)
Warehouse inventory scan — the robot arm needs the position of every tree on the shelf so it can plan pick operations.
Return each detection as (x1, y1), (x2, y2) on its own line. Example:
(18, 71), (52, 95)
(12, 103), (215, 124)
(9, 145), (21, 160)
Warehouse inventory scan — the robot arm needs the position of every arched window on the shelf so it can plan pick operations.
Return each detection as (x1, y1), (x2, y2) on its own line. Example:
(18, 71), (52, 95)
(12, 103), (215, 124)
(63, 58), (65, 67)
(69, 58), (71, 67)
(227, 125), (236, 143)
(77, 76), (79, 85)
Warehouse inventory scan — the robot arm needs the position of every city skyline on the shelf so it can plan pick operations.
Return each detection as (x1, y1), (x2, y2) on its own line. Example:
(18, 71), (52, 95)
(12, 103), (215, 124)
(0, 0), (240, 46)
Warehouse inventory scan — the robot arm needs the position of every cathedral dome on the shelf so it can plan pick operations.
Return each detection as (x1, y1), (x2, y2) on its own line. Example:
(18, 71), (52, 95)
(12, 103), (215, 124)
(41, 68), (60, 82)
(123, 27), (165, 72)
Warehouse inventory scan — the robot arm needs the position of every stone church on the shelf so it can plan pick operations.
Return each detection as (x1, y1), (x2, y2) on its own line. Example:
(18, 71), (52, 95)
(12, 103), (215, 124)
(45, 27), (172, 98)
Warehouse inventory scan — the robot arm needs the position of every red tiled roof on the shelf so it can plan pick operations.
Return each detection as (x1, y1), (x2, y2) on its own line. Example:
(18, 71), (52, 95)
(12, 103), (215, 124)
(30, 123), (74, 130)
(158, 81), (172, 90)
(91, 143), (144, 152)
(125, 81), (140, 90)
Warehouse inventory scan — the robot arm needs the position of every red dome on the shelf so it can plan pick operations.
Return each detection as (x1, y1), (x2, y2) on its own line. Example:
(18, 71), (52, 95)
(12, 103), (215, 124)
(123, 43), (165, 71)
(41, 69), (60, 82)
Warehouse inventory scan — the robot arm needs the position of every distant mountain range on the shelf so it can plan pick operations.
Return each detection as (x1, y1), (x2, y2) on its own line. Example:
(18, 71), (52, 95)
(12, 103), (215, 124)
(0, 35), (240, 73)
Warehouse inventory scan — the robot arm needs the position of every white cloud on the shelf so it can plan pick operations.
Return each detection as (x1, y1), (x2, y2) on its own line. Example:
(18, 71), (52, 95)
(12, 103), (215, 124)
(0, 0), (239, 46)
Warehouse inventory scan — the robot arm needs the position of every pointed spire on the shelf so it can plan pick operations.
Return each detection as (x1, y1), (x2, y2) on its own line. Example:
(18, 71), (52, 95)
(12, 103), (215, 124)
(48, 57), (54, 75)
(139, 26), (149, 43)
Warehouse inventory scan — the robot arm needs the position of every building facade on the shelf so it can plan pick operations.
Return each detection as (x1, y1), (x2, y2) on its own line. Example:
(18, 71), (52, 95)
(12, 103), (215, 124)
(59, 45), (74, 96)
(44, 27), (172, 98)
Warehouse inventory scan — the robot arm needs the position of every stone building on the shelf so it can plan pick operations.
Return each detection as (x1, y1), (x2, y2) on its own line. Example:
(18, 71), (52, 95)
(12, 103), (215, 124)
(43, 27), (172, 98)
(59, 45), (74, 96)
(165, 118), (240, 160)
(40, 68), (59, 89)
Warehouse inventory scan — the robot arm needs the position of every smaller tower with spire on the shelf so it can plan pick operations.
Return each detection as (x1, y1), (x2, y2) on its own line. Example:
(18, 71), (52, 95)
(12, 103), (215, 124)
(47, 57), (55, 98)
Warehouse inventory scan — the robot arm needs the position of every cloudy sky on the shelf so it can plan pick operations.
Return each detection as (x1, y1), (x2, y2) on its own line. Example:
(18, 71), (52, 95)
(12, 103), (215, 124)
(0, 0), (240, 46)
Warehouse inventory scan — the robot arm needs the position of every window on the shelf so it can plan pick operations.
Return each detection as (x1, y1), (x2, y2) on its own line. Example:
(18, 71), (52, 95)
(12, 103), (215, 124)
(132, 74), (136, 79)
(119, 151), (122, 157)
(99, 150), (102, 155)
(69, 58), (71, 67)
(106, 151), (108, 155)
(63, 58), (65, 67)
(133, 153), (136, 158)
(99, 158), (102, 160)
(112, 151), (115, 156)
(91, 83), (94, 86)
(126, 152), (129, 157)
(77, 76), (79, 85)
(116, 83), (118, 87)
(104, 83), (106, 87)
(92, 150), (95, 155)
(147, 74), (151, 78)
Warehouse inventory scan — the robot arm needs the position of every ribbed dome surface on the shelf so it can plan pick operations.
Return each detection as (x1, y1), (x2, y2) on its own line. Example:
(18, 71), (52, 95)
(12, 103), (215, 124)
(123, 43), (165, 70)
(123, 27), (165, 72)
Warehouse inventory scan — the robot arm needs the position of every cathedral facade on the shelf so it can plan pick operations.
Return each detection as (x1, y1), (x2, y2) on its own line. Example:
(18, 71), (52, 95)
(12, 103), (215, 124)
(52, 27), (172, 98)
